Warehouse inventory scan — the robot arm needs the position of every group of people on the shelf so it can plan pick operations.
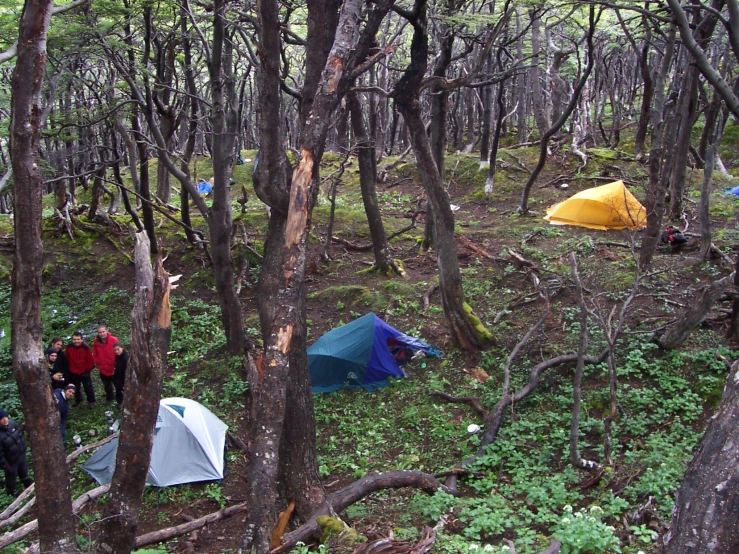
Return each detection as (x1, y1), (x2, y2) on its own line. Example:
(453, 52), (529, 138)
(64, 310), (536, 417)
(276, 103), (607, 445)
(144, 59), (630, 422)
(0, 325), (130, 497)
(46, 325), (129, 407)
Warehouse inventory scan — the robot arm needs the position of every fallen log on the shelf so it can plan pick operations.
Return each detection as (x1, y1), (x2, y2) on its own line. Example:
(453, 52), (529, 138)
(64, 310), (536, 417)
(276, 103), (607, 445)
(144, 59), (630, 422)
(0, 433), (118, 525)
(456, 235), (504, 263)
(0, 484), (110, 551)
(331, 236), (373, 252)
(0, 497), (35, 530)
(134, 502), (248, 549)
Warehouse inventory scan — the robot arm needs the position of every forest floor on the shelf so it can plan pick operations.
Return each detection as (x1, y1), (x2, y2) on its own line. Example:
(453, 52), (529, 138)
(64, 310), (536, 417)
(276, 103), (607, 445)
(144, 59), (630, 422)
(1, 124), (739, 553)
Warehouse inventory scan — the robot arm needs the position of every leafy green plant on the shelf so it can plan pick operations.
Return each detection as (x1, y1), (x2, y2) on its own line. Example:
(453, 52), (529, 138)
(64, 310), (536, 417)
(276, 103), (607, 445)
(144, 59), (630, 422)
(204, 482), (228, 508)
(552, 506), (621, 553)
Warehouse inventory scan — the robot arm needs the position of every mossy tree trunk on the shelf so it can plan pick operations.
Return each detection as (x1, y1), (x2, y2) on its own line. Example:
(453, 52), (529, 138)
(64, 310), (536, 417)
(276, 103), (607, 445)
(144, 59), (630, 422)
(393, 0), (491, 351)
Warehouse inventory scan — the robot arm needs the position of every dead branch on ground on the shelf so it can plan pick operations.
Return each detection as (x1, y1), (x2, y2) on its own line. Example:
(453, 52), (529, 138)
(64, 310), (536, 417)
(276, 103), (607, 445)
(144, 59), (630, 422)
(134, 502), (248, 549)
(0, 485), (110, 551)
(272, 471), (448, 554)
(655, 271), (735, 349)
(422, 284), (439, 313)
(430, 391), (489, 419)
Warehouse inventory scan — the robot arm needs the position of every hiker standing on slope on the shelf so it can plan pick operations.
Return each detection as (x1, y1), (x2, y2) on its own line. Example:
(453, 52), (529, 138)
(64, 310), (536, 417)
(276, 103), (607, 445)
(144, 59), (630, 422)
(112, 342), (128, 406)
(53, 385), (76, 440)
(0, 410), (32, 497)
(66, 332), (96, 407)
(92, 325), (119, 404)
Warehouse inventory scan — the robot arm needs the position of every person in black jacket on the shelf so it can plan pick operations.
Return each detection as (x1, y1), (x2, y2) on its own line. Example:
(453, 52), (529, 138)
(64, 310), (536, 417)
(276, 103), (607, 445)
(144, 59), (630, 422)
(47, 349), (66, 390)
(0, 410), (32, 496)
(53, 385), (76, 440)
(113, 342), (129, 406)
(47, 337), (70, 384)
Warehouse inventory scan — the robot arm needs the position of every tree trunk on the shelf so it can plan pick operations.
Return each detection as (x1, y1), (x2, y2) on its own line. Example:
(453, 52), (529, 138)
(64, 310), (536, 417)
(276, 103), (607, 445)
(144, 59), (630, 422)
(657, 272), (735, 350)
(394, 0), (491, 351)
(518, 7), (597, 214)
(529, 10), (549, 137)
(699, 87), (722, 165)
(426, 1), (455, 248)
(634, 36), (653, 159)
(479, 82), (493, 167)
(463, 88), (475, 152)
(9, 0), (78, 551)
(667, 64), (699, 220)
(245, 1), (393, 550)
(128, 7), (157, 253)
(179, 6), (198, 245)
(669, 2), (723, 220)
(209, 1), (247, 355)
(96, 232), (172, 554)
(699, 145), (716, 260)
(253, 0), (322, 529)
(515, 8), (527, 143)
(665, 360), (739, 553)
(639, 27), (676, 267)
(348, 92), (398, 274)
(87, 165), (106, 221)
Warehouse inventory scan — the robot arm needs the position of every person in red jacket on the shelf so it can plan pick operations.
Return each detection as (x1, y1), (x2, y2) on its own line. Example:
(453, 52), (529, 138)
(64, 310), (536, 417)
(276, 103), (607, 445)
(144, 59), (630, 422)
(92, 325), (119, 403)
(66, 332), (95, 407)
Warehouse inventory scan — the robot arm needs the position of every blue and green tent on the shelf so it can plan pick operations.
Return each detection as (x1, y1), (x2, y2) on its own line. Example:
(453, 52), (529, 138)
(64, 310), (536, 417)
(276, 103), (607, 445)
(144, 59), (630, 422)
(308, 313), (442, 393)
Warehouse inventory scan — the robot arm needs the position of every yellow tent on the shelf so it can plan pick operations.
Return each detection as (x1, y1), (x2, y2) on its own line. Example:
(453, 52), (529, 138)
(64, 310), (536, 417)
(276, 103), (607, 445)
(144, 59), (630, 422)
(543, 181), (646, 230)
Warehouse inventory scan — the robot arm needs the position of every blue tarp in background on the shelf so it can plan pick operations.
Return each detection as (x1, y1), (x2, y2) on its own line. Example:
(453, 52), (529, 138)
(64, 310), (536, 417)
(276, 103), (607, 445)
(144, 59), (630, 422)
(307, 313), (442, 393)
(197, 180), (213, 196)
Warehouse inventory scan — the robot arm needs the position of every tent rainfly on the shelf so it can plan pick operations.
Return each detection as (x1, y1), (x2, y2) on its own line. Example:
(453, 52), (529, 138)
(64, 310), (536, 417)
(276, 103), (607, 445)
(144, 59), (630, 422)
(543, 180), (646, 230)
(82, 398), (228, 487)
(308, 313), (442, 393)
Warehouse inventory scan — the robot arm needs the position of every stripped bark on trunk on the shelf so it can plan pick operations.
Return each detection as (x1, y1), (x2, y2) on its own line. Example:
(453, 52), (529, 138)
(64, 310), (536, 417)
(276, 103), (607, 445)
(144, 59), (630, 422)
(96, 231), (172, 554)
(245, 1), (395, 551)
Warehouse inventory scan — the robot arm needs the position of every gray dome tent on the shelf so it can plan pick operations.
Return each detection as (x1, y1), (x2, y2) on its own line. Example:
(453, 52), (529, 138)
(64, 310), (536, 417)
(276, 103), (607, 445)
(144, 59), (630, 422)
(83, 398), (228, 487)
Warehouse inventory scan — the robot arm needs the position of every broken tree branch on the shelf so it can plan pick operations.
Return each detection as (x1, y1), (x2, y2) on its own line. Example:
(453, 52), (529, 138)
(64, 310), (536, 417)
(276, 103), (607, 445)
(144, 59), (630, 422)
(272, 471), (448, 554)
(430, 391), (489, 419)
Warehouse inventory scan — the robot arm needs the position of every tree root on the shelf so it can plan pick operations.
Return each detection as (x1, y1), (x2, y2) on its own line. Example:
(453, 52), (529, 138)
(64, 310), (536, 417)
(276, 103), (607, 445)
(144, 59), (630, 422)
(331, 236), (373, 252)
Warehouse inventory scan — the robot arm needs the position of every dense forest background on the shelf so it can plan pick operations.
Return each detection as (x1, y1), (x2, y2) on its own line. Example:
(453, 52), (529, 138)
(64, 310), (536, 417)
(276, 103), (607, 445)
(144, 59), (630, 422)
(0, 0), (738, 553)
